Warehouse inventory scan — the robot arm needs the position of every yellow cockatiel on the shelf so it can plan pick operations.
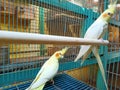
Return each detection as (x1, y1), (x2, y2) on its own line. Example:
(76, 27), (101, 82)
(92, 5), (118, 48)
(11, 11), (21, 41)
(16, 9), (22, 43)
(26, 47), (69, 90)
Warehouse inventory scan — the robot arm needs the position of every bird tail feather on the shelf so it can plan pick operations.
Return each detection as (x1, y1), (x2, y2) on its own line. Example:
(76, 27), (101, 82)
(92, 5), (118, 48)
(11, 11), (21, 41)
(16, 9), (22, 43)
(35, 84), (45, 90)
(26, 83), (45, 90)
(92, 47), (108, 90)
(74, 45), (91, 62)
(81, 47), (92, 65)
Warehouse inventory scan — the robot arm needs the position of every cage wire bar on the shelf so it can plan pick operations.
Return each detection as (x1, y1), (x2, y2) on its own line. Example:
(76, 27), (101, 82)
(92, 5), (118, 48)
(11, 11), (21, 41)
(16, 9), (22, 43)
(0, 0), (120, 90)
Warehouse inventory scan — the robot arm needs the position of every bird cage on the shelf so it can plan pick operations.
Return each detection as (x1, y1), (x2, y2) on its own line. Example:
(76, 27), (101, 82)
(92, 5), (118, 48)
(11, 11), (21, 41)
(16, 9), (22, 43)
(0, 0), (120, 90)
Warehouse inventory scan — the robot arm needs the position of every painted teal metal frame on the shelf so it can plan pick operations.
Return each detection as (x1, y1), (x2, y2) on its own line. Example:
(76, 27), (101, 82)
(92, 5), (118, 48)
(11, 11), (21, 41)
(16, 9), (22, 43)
(37, 0), (98, 16)
(39, 7), (45, 56)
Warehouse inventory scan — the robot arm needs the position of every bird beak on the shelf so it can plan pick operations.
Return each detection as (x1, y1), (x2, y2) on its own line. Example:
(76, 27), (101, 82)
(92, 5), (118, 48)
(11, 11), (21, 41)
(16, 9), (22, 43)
(61, 55), (64, 58)
(110, 0), (118, 5)
(61, 47), (69, 55)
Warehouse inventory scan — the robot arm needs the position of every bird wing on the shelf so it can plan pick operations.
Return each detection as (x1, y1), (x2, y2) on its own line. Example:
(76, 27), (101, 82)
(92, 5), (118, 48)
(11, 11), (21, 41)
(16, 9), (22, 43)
(82, 46), (93, 60)
(28, 59), (58, 90)
(26, 63), (46, 90)
(74, 45), (91, 62)
(74, 20), (107, 62)
(84, 20), (106, 39)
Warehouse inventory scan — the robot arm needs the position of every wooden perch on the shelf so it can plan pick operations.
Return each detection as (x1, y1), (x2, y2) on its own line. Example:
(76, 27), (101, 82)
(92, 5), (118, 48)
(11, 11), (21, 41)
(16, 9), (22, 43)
(0, 30), (109, 45)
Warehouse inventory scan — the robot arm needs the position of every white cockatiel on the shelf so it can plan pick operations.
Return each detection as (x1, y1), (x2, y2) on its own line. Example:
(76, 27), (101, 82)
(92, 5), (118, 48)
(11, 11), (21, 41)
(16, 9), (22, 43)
(74, 1), (117, 90)
(26, 47), (69, 90)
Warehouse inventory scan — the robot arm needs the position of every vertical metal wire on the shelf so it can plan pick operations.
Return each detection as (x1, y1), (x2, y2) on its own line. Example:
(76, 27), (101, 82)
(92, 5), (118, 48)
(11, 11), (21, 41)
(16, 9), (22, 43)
(115, 50), (120, 89)
(4, 0), (6, 30)
(7, 0), (10, 85)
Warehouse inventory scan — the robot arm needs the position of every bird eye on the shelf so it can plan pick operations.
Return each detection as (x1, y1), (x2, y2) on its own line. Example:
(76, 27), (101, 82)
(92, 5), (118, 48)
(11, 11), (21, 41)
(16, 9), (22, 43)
(107, 12), (113, 16)
(108, 13), (111, 15)
(59, 53), (62, 55)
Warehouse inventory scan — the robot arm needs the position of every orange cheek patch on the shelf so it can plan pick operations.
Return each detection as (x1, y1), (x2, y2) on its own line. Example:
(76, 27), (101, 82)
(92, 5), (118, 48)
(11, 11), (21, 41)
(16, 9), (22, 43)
(102, 13), (108, 18)
(55, 53), (59, 57)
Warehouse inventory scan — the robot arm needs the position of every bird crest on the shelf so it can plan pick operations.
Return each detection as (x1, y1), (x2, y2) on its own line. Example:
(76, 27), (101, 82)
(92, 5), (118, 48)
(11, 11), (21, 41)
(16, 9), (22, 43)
(100, 0), (117, 21)
(55, 47), (69, 59)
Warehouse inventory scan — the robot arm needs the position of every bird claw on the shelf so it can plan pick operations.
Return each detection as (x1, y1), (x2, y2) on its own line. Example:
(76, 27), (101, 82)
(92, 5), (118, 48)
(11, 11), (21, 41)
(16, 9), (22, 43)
(99, 38), (104, 42)
(49, 79), (54, 85)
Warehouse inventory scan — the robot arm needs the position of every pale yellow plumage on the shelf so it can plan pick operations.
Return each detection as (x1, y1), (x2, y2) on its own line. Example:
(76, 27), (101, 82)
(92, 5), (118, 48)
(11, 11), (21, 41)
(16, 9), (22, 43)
(74, 1), (117, 63)
(26, 47), (69, 90)
(31, 84), (45, 90)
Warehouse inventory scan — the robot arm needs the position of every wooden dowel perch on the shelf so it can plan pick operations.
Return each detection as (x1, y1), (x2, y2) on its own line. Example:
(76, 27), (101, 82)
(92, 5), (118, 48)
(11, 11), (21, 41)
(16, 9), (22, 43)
(0, 30), (109, 45)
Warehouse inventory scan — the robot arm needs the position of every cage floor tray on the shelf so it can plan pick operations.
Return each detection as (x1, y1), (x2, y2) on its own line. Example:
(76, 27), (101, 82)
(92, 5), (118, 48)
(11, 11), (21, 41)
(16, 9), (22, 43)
(5, 74), (96, 90)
